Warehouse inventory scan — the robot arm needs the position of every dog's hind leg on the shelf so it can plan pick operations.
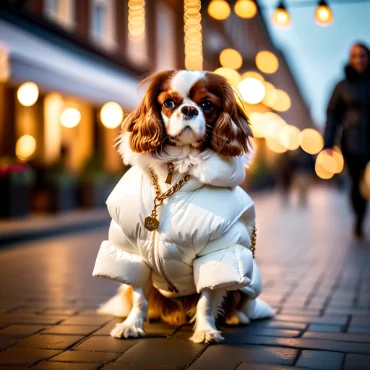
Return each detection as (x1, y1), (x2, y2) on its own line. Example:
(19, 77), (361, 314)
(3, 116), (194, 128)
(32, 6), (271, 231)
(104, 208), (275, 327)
(190, 289), (224, 344)
(110, 286), (148, 339)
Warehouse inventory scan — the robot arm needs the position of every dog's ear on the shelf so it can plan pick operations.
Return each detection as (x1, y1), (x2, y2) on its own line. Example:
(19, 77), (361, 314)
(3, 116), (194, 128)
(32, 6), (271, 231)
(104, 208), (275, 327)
(122, 70), (175, 153)
(212, 81), (253, 157)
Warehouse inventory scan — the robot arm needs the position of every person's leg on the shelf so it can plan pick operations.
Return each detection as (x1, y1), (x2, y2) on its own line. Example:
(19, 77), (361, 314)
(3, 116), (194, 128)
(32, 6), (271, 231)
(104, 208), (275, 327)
(345, 154), (368, 238)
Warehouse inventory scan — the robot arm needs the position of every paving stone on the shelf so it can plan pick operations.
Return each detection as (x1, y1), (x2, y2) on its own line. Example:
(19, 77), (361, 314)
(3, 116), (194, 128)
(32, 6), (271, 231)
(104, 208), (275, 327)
(50, 350), (120, 363)
(348, 326), (370, 334)
(254, 321), (307, 330)
(344, 354), (370, 369)
(90, 319), (121, 335)
(0, 335), (24, 350)
(350, 317), (370, 328)
(274, 314), (348, 325)
(0, 348), (61, 366)
(42, 325), (100, 335)
(307, 324), (342, 333)
(103, 364), (178, 370)
(0, 324), (46, 336)
(60, 315), (111, 326)
(77, 309), (100, 315)
(303, 331), (370, 343)
(190, 344), (298, 369)
(116, 338), (206, 367)
(41, 309), (78, 316)
(295, 350), (344, 369)
(235, 364), (295, 370)
(15, 334), (83, 349)
(0, 366), (27, 370)
(75, 335), (138, 352)
(237, 336), (370, 354)
(32, 362), (100, 370)
(0, 315), (67, 325)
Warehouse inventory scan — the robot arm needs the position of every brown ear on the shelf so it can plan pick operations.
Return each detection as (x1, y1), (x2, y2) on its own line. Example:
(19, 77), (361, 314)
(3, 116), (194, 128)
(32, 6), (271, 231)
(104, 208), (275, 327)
(212, 81), (253, 157)
(121, 70), (176, 153)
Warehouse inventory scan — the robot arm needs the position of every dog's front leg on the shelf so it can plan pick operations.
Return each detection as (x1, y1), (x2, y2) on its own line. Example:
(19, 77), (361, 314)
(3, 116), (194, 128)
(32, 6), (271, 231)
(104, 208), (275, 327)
(190, 289), (224, 344)
(110, 286), (148, 339)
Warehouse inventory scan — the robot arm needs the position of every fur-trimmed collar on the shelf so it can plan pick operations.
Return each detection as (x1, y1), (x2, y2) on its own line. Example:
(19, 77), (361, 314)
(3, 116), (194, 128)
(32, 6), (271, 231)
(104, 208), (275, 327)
(117, 132), (253, 188)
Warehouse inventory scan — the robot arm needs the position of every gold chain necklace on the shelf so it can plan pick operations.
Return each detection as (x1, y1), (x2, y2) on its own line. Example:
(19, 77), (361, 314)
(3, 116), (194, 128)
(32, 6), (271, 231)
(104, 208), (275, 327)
(144, 167), (191, 231)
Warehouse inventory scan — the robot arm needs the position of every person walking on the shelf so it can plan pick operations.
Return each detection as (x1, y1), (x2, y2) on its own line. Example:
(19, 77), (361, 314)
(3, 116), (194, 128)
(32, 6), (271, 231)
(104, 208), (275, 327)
(324, 42), (370, 240)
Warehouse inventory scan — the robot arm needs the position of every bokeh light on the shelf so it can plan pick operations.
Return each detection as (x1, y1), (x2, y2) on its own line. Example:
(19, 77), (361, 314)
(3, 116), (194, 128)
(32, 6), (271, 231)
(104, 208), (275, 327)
(234, 0), (257, 19)
(60, 108), (81, 128)
(272, 89), (291, 112)
(314, 1), (334, 26)
(256, 51), (279, 74)
(219, 48), (243, 70)
(214, 67), (241, 86)
(300, 128), (324, 155)
(17, 82), (39, 107)
(238, 78), (266, 104)
(316, 150), (338, 174)
(361, 162), (370, 199)
(100, 102), (124, 129)
(249, 112), (266, 138)
(279, 125), (300, 150)
(128, 0), (145, 38)
(271, 3), (291, 28)
(332, 146), (344, 174)
(208, 0), (231, 20)
(266, 136), (287, 153)
(16, 135), (36, 160)
(315, 160), (334, 180)
(262, 82), (278, 108)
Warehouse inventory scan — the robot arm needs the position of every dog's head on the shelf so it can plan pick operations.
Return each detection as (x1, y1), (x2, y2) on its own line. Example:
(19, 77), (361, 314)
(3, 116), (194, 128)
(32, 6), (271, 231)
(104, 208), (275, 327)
(122, 70), (253, 157)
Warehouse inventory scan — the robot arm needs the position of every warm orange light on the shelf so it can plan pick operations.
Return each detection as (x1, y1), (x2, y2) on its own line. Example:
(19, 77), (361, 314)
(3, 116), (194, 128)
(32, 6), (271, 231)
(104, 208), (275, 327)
(315, 161), (334, 180)
(17, 82), (39, 107)
(249, 112), (267, 138)
(361, 162), (370, 199)
(16, 135), (36, 160)
(238, 78), (266, 105)
(214, 67), (241, 86)
(332, 146), (344, 173)
(100, 102), (124, 129)
(208, 0), (231, 21)
(316, 150), (337, 174)
(314, 1), (334, 26)
(272, 2), (291, 28)
(240, 71), (265, 83)
(256, 51), (279, 74)
(272, 89), (291, 112)
(279, 125), (300, 150)
(128, 0), (145, 38)
(266, 136), (287, 153)
(234, 0), (257, 19)
(262, 82), (277, 108)
(219, 48), (243, 70)
(60, 108), (81, 128)
(300, 128), (324, 155)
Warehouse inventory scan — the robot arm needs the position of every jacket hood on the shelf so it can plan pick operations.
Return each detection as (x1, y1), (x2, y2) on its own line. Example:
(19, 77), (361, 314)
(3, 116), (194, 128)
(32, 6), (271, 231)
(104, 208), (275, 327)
(345, 65), (370, 81)
(117, 132), (253, 188)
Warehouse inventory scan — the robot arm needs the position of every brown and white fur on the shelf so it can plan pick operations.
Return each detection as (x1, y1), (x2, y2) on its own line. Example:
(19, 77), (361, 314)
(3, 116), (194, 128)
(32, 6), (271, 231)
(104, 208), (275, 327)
(99, 70), (260, 343)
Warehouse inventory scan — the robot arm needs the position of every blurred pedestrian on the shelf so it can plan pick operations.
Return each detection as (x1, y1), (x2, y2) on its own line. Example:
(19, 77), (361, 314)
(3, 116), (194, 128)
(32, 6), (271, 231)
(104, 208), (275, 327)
(324, 42), (370, 240)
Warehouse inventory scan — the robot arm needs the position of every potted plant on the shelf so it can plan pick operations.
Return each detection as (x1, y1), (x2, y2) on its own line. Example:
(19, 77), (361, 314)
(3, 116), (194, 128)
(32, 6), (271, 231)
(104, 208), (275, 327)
(0, 157), (35, 218)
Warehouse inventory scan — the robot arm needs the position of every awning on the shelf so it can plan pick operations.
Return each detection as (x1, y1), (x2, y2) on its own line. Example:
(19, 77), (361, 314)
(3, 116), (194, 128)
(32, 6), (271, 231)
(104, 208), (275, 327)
(0, 19), (143, 110)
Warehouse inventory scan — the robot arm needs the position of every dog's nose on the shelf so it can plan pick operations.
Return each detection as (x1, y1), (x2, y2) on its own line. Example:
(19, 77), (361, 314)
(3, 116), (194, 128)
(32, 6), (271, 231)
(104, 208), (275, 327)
(181, 105), (198, 119)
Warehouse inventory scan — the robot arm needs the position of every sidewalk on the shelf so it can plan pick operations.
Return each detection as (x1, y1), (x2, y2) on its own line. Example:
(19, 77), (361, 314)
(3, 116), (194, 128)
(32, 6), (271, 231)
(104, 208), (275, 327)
(0, 186), (369, 369)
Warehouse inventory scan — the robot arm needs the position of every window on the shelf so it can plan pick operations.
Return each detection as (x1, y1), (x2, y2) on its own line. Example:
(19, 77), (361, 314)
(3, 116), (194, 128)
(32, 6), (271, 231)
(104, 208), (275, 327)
(44, 0), (75, 30)
(90, 0), (117, 50)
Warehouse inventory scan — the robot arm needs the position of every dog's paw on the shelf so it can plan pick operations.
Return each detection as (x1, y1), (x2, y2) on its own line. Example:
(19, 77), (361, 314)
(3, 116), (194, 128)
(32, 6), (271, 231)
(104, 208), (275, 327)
(110, 322), (145, 339)
(190, 330), (224, 344)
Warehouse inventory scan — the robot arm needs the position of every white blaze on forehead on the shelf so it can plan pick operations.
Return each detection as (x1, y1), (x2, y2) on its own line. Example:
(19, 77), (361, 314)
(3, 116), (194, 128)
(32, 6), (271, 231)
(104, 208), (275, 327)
(170, 70), (206, 98)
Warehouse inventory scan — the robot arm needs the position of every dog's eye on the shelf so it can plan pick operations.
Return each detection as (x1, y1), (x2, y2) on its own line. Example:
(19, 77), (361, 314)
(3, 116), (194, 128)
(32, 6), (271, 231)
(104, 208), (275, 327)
(163, 99), (176, 109)
(199, 100), (213, 111)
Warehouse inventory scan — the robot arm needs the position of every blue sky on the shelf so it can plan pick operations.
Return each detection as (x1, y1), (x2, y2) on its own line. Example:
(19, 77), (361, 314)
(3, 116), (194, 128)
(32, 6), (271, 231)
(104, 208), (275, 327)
(258, 0), (370, 128)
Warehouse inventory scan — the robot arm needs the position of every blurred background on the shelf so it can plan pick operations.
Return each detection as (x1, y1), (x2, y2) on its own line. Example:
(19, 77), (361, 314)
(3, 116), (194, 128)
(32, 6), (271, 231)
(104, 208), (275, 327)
(0, 0), (368, 221)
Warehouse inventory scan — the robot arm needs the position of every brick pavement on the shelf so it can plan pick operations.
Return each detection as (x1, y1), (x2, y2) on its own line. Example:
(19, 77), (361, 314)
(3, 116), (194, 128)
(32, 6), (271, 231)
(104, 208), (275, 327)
(0, 186), (369, 369)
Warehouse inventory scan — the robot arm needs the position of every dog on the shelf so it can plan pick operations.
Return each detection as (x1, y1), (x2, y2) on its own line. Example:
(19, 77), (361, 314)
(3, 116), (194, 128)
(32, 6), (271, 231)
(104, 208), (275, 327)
(93, 70), (274, 343)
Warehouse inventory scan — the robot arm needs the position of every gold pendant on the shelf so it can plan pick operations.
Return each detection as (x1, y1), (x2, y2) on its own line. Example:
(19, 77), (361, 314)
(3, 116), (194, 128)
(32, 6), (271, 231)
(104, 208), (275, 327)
(144, 216), (159, 231)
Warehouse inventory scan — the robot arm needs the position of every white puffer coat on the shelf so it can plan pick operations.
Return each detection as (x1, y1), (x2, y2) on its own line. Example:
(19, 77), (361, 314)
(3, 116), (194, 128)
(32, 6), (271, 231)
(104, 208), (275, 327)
(93, 140), (264, 302)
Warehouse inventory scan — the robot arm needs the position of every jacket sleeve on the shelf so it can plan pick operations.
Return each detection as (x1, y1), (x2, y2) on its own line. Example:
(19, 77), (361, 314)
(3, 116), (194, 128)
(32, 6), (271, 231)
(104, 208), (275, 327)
(92, 220), (151, 287)
(324, 83), (344, 149)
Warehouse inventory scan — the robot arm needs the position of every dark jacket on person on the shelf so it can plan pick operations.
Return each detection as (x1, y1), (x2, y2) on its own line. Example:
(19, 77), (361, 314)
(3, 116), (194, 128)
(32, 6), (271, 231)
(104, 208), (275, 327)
(324, 65), (370, 159)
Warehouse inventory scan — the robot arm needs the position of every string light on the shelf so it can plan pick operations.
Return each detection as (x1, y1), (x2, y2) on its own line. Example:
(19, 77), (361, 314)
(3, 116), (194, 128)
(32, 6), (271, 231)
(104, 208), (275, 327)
(128, 0), (145, 40)
(256, 51), (279, 74)
(184, 0), (203, 70)
(234, 0), (258, 19)
(208, 0), (231, 20)
(219, 48), (243, 70)
(314, 0), (334, 26)
(17, 82), (39, 107)
(272, 1), (291, 28)
(100, 102), (124, 129)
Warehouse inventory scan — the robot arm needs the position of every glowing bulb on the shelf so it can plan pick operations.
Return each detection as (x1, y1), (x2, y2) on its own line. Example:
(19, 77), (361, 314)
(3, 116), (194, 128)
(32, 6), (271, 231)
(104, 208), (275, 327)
(234, 0), (257, 19)
(279, 125), (300, 150)
(314, 0), (334, 26)
(272, 2), (291, 28)
(100, 102), (124, 129)
(16, 135), (36, 160)
(208, 0), (231, 21)
(214, 67), (241, 86)
(219, 48), (243, 70)
(272, 89), (291, 112)
(17, 82), (39, 107)
(240, 71), (264, 83)
(256, 51), (279, 74)
(238, 78), (265, 104)
(300, 128), (324, 155)
(60, 108), (81, 128)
